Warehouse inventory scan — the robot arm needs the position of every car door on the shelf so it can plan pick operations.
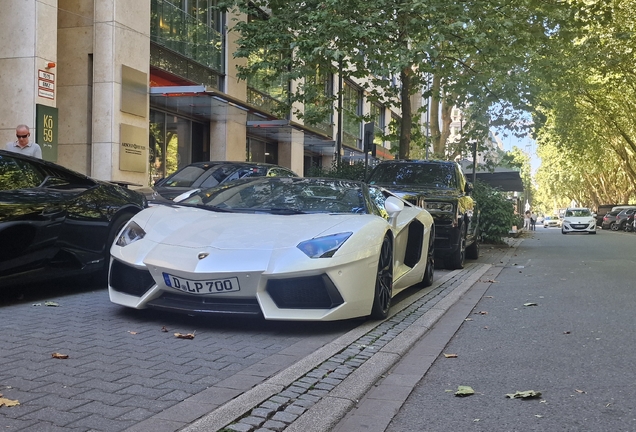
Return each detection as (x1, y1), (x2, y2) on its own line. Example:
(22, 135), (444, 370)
(0, 154), (69, 275)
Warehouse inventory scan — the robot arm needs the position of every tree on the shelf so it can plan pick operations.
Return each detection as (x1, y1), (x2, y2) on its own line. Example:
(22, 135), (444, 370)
(219, 0), (571, 161)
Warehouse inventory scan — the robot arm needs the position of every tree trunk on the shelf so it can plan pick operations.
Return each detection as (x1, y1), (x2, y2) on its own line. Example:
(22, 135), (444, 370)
(399, 67), (412, 160)
(430, 73), (442, 155)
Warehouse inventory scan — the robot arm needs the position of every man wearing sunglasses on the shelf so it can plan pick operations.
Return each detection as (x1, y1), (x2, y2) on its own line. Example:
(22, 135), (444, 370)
(5, 124), (42, 159)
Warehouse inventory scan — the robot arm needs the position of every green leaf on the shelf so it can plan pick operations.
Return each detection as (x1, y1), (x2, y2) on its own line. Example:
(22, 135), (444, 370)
(455, 385), (475, 397)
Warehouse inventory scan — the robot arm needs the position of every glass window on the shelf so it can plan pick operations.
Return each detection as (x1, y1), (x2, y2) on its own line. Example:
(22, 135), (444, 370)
(370, 104), (385, 146)
(343, 81), (362, 148)
(150, 109), (202, 185)
(0, 155), (44, 191)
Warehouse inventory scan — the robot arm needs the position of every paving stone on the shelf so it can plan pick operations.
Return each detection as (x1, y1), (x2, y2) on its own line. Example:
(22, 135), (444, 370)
(271, 410), (298, 423)
(262, 419), (287, 431)
(241, 415), (266, 427)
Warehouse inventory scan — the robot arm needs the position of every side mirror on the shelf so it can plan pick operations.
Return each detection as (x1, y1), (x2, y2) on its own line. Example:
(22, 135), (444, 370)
(173, 189), (201, 203)
(385, 196), (404, 217)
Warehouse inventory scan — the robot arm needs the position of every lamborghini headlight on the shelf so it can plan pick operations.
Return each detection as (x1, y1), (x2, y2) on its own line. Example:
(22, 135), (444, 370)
(116, 221), (146, 247)
(425, 201), (453, 212)
(297, 232), (353, 258)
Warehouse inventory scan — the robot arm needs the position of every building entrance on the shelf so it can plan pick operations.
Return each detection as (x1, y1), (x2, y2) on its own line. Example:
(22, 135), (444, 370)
(149, 109), (208, 184)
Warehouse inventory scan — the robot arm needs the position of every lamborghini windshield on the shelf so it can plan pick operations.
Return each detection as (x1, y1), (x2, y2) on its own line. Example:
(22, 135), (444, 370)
(179, 177), (368, 214)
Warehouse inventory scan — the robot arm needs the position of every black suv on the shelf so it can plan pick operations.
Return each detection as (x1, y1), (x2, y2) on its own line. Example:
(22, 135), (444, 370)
(367, 160), (479, 269)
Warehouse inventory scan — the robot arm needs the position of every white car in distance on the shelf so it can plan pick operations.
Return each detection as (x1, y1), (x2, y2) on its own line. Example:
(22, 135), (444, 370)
(561, 208), (597, 234)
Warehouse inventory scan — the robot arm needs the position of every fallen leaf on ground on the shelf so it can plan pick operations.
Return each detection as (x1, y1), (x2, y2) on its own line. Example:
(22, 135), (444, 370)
(44, 301), (59, 307)
(32, 303), (42, 306)
(51, 352), (69, 359)
(175, 332), (195, 339)
(464, 318), (473, 321)
(128, 331), (138, 335)
(476, 311), (488, 315)
(0, 394), (19, 407)
(575, 389), (586, 394)
(485, 296), (494, 298)
(564, 331), (571, 334)
(443, 353), (458, 358)
(506, 390), (542, 399)
(455, 386), (475, 397)
(161, 326), (169, 332)
(524, 302), (538, 307)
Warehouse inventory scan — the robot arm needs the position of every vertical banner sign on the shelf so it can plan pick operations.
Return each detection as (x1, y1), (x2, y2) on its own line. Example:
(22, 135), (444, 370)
(36, 104), (58, 162)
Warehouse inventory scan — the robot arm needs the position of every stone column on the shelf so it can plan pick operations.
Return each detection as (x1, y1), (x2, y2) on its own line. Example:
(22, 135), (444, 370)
(0, 0), (57, 145)
(92, 0), (150, 182)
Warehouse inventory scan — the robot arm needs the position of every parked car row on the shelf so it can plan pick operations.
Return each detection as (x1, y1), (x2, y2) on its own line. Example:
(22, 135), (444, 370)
(3, 154), (481, 321)
(601, 206), (636, 232)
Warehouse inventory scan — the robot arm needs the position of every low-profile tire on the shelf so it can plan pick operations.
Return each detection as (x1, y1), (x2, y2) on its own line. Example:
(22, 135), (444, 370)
(466, 235), (480, 260)
(446, 226), (466, 270)
(590, 231), (596, 235)
(421, 226), (435, 287)
(370, 235), (393, 320)
(561, 228), (567, 234)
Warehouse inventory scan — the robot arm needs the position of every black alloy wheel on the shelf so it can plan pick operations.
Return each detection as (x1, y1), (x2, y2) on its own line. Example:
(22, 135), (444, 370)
(370, 235), (393, 320)
(447, 225), (466, 270)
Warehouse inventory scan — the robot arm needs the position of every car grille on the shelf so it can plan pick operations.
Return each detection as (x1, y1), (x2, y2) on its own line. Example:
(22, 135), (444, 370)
(147, 294), (261, 316)
(109, 260), (155, 297)
(266, 274), (344, 309)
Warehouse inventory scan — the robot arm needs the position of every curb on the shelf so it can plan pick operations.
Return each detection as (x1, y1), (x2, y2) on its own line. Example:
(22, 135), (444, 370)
(183, 262), (498, 432)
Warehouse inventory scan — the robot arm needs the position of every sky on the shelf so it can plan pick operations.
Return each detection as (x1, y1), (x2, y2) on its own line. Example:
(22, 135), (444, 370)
(496, 131), (541, 175)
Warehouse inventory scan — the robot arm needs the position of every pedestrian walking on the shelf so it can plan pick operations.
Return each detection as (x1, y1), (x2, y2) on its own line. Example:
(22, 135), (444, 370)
(5, 124), (42, 158)
(530, 211), (537, 230)
(524, 210), (531, 230)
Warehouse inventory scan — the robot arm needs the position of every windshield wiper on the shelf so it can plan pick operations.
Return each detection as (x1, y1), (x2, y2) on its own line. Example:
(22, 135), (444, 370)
(262, 207), (307, 215)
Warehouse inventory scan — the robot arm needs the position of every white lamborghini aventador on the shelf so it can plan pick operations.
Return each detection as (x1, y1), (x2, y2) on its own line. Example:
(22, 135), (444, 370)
(108, 177), (435, 321)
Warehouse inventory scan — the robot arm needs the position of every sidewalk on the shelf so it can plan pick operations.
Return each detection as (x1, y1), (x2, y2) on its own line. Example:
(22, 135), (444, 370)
(180, 240), (521, 432)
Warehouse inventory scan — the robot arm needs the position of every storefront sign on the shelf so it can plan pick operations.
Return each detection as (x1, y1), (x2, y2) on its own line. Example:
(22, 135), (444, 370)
(119, 124), (148, 173)
(36, 104), (58, 162)
(38, 70), (55, 100)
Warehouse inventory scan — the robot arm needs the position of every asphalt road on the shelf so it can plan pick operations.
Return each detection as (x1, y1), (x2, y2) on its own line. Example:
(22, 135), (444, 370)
(386, 227), (636, 432)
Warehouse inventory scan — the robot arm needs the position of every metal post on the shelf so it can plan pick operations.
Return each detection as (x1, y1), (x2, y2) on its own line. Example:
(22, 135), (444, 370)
(336, 59), (343, 168)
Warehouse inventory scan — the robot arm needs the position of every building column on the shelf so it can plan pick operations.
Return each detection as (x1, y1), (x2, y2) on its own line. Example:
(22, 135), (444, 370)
(0, 0), (57, 149)
(278, 129), (304, 176)
(92, 0), (150, 183)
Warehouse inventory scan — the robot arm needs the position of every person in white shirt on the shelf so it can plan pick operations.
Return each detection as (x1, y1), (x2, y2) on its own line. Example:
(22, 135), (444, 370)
(5, 124), (42, 159)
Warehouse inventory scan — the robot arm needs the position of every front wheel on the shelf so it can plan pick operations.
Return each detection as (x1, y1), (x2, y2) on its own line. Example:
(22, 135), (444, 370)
(446, 226), (466, 270)
(370, 235), (393, 320)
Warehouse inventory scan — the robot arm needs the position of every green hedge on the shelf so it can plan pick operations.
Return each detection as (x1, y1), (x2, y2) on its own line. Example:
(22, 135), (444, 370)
(471, 180), (516, 244)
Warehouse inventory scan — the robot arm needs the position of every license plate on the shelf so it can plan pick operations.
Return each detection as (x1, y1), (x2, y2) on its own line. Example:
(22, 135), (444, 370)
(162, 273), (240, 294)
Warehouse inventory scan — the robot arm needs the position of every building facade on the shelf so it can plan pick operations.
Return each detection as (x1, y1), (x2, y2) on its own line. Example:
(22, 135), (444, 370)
(0, 0), (399, 184)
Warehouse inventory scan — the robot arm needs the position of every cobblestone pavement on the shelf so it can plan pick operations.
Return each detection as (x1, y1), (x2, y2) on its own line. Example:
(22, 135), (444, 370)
(0, 288), (359, 431)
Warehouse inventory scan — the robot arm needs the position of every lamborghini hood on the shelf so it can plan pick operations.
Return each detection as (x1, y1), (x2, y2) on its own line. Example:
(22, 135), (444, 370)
(135, 205), (370, 250)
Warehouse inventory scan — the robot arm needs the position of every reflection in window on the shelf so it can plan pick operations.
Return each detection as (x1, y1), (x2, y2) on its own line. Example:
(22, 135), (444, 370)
(0, 155), (44, 191)
(343, 81), (362, 148)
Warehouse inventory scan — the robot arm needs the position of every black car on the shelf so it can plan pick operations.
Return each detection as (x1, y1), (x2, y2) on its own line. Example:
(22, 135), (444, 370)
(367, 160), (479, 269)
(0, 150), (146, 287)
(142, 161), (298, 202)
